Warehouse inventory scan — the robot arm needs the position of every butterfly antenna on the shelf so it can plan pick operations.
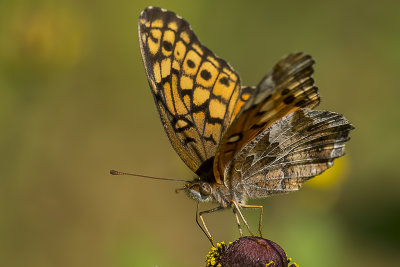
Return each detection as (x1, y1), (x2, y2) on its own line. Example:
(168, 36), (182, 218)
(110, 170), (189, 182)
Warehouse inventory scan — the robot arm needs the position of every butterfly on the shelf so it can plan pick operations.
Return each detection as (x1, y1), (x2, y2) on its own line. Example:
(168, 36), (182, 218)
(137, 6), (354, 244)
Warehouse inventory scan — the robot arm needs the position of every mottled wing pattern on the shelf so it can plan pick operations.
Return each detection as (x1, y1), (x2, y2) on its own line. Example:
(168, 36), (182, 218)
(138, 7), (252, 173)
(225, 109), (354, 198)
(214, 53), (320, 184)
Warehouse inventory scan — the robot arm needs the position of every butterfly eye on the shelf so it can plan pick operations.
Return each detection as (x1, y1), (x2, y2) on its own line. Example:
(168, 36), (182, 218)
(199, 183), (211, 196)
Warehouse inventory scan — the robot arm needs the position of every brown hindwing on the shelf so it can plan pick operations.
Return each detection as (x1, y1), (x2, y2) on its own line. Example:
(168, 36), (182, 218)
(225, 109), (354, 197)
(215, 53), (320, 184)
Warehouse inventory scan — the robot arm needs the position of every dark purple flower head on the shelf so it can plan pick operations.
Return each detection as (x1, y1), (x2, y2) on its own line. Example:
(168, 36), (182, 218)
(206, 236), (298, 267)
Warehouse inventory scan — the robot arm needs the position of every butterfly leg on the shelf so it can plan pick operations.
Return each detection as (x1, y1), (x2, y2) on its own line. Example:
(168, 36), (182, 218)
(196, 203), (223, 246)
(232, 208), (243, 236)
(231, 200), (254, 236)
(239, 204), (263, 237)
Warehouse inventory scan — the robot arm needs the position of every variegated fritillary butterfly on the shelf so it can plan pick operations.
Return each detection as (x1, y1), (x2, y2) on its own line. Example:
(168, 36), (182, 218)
(136, 6), (354, 244)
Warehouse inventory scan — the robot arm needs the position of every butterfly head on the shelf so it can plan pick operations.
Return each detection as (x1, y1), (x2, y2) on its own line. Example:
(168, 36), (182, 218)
(184, 181), (213, 202)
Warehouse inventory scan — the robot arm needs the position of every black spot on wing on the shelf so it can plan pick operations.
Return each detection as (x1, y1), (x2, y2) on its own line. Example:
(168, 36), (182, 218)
(191, 101), (209, 112)
(219, 76), (230, 86)
(184, 136), (196, 144)
(281, 88), (290, 95)
(200, 69), (211, 80)
(163, 40), (172, 51)
(172, 117), (194, 132)
(264, 94), (272, 102)
(187, 59), (195, 68)
(295, 99), (307, 107)
(250, 123), (265, 130)
(210, 94), (228, 105)
(206, 117), (224, 125)
(283, 95), (295, 104)
(204, 135), (217, 145)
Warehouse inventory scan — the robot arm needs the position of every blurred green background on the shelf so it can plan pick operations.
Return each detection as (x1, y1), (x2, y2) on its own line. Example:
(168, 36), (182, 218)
(1, 0), (399, 266)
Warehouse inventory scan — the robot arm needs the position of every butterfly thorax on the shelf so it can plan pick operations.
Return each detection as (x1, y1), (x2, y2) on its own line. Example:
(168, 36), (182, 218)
(184, 180), (234, 208)
(184, 155), (249, 208)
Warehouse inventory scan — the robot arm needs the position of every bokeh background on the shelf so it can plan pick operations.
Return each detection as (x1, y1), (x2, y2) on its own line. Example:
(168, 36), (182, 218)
(1, 0), (399, 266)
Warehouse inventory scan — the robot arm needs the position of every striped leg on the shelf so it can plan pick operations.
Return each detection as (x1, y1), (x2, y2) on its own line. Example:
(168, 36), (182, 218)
(233, 208), (243, 236)
(196, 203), (223, 246)
(231, 200), (254, 236)
(240, 204), (263, 237)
